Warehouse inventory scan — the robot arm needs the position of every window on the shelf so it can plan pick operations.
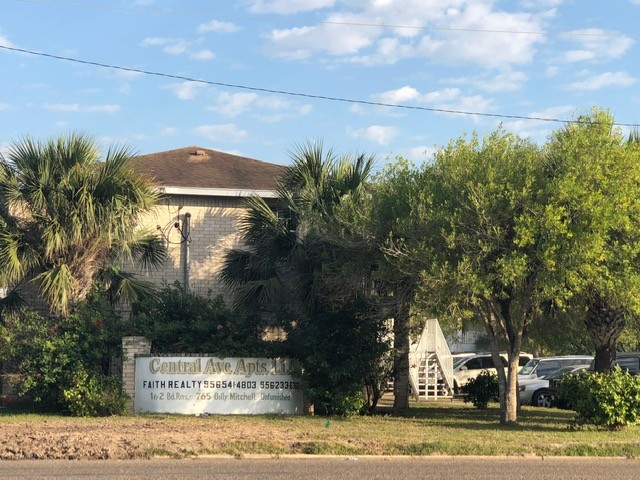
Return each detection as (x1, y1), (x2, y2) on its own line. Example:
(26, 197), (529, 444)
(519, 359), (539, 376)
(615, 356), (640, 374)
(481, 357), (505, 368)
(464, 358), (482, 370)
(537, 361), (561, 377)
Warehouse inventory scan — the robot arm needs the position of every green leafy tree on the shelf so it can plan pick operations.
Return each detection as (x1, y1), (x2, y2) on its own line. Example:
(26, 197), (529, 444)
(383, 130), (547, 423)
(367, 159), (426, 409)
(0, 133), (166, 317)
(542, 109), (640, 371)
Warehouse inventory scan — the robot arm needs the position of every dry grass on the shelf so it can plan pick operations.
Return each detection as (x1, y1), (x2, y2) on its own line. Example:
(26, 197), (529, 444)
(1, 399), (640, 459)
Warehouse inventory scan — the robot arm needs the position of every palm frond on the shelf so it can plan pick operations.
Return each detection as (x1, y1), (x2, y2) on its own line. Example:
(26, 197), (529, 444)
(99, 266), (158, 306)
(123, 230), (168, 271)
(0, 289), (26, 323)
(1, 133), (161, 315)
(32, 264), (75, 316)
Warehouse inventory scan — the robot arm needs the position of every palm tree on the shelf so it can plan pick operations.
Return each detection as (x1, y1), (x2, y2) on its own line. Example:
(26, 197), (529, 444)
(0, 133), (166, 317)
(221, 141), (375, 317)
(220, 141), (387, 414)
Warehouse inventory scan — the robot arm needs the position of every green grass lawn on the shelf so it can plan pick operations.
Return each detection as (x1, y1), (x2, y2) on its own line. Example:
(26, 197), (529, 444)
(2, 400), (640, 458)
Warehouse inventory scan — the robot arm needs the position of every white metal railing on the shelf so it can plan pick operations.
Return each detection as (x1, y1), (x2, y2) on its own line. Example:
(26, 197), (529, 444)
(409, 319), (454, 399)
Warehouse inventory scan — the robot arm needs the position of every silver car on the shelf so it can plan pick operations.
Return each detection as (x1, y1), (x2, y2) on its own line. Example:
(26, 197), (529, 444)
(518, 355), (593, 381)
(519, 365), (588, 407)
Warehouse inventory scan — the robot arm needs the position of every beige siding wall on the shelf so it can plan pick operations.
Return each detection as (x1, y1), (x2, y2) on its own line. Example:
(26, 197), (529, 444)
(130, 194), (248, 301)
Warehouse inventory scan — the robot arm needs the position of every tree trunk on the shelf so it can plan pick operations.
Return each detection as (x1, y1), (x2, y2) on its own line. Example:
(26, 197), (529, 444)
(484, 298), (523, 424)
(504, 351), (520, 423)
(585, 294), (625, 373)
(393, 299), (411, 409)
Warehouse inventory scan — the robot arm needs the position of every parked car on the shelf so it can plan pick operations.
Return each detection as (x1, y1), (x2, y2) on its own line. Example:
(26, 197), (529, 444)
(596, 351), (640, 375)
(519, 365), (588, 407)
(549, 353), (640, 409)
(518, 355), (593, 381)
(453, 352), (533, 393)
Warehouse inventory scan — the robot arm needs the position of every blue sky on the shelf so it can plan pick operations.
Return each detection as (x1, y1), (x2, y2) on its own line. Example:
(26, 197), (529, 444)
(1, 0), (639, 167)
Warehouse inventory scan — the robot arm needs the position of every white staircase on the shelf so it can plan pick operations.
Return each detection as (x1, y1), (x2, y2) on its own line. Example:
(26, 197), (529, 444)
(409, 319), (454, 400)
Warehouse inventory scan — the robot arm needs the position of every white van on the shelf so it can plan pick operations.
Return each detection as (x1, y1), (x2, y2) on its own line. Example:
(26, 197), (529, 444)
(453, 352), (533, 393)
(517, 355), (593, 381)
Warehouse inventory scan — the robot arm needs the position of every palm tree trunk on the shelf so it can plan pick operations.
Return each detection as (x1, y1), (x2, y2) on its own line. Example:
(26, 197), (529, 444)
(393, 298), (411, 409)
(585, 294), (625, 373)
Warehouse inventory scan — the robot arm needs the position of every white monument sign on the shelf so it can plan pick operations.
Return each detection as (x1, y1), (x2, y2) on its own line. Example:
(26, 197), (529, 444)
(134, 356), (304, 414)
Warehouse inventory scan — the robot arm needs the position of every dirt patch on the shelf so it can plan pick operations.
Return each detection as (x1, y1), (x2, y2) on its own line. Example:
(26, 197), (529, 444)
(0, 415), (349, 460)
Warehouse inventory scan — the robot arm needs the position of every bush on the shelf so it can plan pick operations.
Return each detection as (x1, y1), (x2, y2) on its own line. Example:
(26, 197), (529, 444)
(0, 293), (128, 416)
(461, 371), (499, 409)
(286, 297), (390, 416)
(129, 283), (275, 356)
(557, 368), (640, 429)
(62, 369), (127, 417)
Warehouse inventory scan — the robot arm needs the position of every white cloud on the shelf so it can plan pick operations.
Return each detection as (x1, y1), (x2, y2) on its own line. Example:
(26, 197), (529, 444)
(115, 70), (144, 79)
(521, 0), (564, 7)
(141, 37), (191, 55)
(160, 127), (178, 137)
(249, 0), (335, 14)
(267, 23), (375, 59)
(375, 86), (421, 104)
(502, 105), (574, 140)
(568, 71), (636, 91)
(0, 103), (11, 111)
(264, 1), (550, 68)
(405, 145), (438, 163)
(43, 103), (120, 114)
(372, 85), (493, 116)
(1, 32), (14, 48)
(256, 103), (313, 123)
(348, 125), (399, 145)
(44, 103), (80, 112)
(545, 66), (559, 77)
(167, 81), (207, 100)
(197, 20), (240, 34)
(190, 49), (216, 61)
(476, 69), (528, 92)
(562, 29), (634, 63)
(208, 92), (258, 117)
(85, 105), (120, 114)
(207, 92), (312, 122)
(193, 124), (248, 143)
(141, 36), (221, 60)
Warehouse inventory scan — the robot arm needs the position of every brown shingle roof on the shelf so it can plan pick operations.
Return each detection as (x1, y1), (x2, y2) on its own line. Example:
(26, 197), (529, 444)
(131, 146), (285, 191)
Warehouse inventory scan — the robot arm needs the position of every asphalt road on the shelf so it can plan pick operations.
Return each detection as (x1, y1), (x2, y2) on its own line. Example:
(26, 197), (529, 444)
(1, 457), (639, 480)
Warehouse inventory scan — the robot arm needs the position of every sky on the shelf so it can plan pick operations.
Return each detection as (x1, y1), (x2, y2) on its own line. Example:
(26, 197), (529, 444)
(1, 0), (639, 168)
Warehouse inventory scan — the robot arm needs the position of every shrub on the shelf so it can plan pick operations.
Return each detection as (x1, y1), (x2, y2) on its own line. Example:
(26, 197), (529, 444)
(129, 283), (274, 356)
(461, 371), (499, 409)
(557, 368), (640, 429)
(286, 297), (390, 416)
(62, 369), (127, 417)
(0, 293), (128, 416)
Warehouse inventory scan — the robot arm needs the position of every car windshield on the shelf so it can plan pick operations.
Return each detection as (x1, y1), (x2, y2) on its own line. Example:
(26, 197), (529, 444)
(453, 358), (469, 369)
(519, 358), (539, 375)
(544, 366), (581, 380)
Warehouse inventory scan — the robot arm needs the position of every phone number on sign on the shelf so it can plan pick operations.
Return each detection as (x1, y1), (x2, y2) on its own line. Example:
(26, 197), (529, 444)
(200, 380), (300, 390)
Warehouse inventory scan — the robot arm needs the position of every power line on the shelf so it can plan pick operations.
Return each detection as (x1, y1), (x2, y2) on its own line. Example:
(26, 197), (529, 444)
(1, 44), (639, 128)
(12, 0), (635, 39)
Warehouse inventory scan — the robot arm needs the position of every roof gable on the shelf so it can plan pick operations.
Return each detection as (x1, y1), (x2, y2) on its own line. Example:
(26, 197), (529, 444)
(131, 146), (285, 192)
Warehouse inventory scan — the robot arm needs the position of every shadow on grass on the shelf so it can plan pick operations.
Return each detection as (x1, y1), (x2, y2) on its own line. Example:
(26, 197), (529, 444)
(373, 403), (575, 432)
